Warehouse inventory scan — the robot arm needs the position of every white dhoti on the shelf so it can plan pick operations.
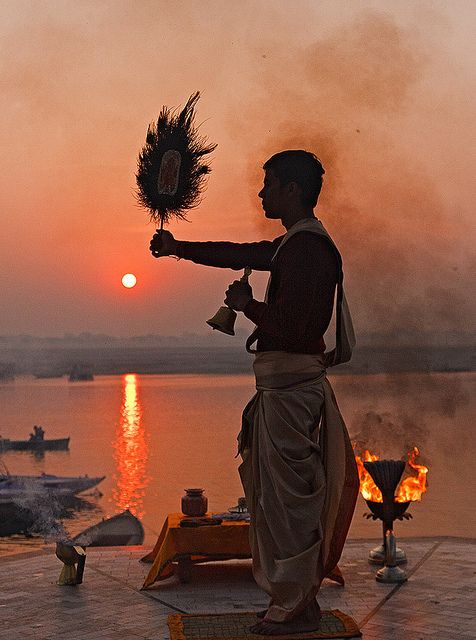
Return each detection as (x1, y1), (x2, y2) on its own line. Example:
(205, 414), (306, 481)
(238, 351), (359, 623)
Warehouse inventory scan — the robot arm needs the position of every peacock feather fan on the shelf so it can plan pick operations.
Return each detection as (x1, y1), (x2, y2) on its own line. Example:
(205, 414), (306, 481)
(135, 92), (217, 228)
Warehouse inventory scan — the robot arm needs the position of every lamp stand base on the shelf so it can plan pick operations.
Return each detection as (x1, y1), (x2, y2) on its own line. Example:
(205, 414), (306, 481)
(369, 543), (407, 565)
(376, 565), (408, 583)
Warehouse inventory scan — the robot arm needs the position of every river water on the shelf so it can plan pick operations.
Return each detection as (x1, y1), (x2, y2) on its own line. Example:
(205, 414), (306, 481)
(0, 371), (474, 557)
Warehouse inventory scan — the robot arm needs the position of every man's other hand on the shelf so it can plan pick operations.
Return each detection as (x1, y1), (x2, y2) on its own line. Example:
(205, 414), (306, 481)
(225, 281), (253, 311)
(149, 230), (177, 258)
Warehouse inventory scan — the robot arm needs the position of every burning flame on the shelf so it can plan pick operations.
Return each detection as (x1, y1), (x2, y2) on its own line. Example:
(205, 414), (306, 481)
(397, 447), (429, 502)
(355, 449), (382, 502)
(355, 447), (428, 503)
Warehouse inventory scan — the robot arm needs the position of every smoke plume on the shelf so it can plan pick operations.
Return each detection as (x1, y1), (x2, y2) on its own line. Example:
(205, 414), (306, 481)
(231, 9), (475, 340)
(11, 482), (68, 540)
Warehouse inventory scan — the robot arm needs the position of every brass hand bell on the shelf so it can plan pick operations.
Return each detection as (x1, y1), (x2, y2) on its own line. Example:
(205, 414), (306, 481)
(206, 267), (252, 336)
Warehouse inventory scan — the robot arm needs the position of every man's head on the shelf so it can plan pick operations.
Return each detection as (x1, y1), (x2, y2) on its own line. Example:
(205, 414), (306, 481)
(258, 150), (325, 220)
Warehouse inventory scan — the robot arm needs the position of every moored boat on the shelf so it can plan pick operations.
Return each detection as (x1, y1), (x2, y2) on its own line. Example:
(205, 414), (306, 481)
(0, 500), (36, 536)
(72, 510), (144, 546)
(0, 437), (70, 452)
(0, 472), (105, 499)
(0, 494), (102, 537)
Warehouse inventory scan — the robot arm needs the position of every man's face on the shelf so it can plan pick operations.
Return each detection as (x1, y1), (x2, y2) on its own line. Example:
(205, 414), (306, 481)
(258, 168), (284, 219)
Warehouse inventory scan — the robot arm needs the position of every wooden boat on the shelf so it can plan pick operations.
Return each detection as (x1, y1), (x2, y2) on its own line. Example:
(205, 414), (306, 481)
(0, 500), (36, 536)
(72, 510), (144, 546)
(0, 472), (105, 499)
(0, 437), (70, 452)
(0, 495), (100, 537)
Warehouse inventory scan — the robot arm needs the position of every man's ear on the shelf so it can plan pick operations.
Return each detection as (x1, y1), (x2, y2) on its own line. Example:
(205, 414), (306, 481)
(287, 181), (301, 197)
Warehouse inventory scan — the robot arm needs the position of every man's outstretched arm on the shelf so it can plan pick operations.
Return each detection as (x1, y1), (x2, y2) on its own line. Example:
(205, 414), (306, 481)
(150, 230), (279, 271)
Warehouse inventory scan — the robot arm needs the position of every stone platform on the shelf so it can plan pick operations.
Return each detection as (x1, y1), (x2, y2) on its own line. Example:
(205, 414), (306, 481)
(0, 537), (474, 639)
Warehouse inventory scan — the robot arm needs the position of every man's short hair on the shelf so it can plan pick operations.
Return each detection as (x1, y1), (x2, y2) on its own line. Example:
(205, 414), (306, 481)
(263, 150), (325, 207)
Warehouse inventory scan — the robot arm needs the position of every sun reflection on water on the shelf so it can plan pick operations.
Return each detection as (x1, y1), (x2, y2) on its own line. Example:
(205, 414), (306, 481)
(112, 373), (149, 518)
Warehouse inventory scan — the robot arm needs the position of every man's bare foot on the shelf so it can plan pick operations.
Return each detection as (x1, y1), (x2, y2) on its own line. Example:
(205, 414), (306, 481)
(250, 600), (321, 635)
(327, 565), (345, 586)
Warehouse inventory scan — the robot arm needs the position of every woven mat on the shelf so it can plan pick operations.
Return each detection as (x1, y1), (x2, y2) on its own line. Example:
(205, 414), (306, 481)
(168, 611), (361, 639)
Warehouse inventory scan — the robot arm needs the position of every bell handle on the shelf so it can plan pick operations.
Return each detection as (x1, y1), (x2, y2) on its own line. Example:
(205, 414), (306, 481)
(240, 266), (252, 283)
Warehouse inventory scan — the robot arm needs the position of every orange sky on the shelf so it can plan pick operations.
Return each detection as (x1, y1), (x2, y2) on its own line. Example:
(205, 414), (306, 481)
(1, 1), (475, 339)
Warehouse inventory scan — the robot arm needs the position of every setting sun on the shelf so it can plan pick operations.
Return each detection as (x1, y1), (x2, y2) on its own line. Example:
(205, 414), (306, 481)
(122, 273), (137, 288)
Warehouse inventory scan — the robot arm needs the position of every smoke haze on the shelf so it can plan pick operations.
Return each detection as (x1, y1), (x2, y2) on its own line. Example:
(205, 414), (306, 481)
(231, 9), (475, 339)
(0, 2), (474, 338)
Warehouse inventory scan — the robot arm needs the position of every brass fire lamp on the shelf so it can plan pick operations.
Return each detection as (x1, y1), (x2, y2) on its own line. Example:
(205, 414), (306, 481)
(363, 460), (411, 584)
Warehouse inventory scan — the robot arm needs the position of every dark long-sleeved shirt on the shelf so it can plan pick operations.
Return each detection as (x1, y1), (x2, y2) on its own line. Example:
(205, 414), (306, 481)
(176, 229), (339, 354)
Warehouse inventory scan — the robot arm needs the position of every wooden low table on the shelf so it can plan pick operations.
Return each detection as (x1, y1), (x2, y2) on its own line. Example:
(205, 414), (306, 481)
(141, 513), (251, 586)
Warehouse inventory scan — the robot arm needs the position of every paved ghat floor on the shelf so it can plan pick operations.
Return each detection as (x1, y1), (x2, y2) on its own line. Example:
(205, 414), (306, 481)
(0, 537), (474, 640)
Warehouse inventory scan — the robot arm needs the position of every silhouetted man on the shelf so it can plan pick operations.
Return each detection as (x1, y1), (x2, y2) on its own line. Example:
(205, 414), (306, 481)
(150, 150), (358, 635)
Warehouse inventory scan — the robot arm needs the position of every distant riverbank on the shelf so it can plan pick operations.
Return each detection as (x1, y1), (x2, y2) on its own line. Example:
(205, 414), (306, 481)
(0, 344), (474, 377)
